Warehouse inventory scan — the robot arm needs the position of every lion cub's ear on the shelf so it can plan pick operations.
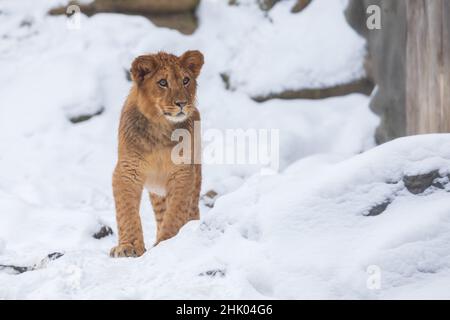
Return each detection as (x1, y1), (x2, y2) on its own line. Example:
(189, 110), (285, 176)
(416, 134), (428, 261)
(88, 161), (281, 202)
(131, 55), (158, 84)
(179, 50), (204, 78)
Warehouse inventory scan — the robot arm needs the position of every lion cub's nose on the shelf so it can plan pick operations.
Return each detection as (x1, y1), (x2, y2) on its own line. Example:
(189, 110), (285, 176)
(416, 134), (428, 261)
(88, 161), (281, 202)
(175, 101), (187, 109)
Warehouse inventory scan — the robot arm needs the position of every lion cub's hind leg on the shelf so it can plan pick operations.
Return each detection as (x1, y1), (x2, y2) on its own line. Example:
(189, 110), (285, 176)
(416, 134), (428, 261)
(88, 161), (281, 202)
(188, 189), (200, 221)
(149, 193), (166, 242)
(188, 165), (201, 221)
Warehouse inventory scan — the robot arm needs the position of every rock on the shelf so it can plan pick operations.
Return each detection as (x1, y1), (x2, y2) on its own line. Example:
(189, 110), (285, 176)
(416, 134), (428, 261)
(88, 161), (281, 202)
(199, 269), (226, 277)
(47, 252), (64, 261)
(202, 190), (218, 208)
(228, 0), (280, 11)
(48, 0), (200, 35)
(403, 170), (441, 195)
(258, 0), (313, 12)
(0, 264), (30, 274)
(366, 200), (391, 216)
(124, 68), (132, 82)
(220, 72), (231, 91)
(48, 1), (93, 16)
(50, 0), (199, 14)
(432, 176), (450, 190)
(229, 0), (312, 14)
(93, 225), (114, 239)
(223, 1), (374, 102)
(258, 0), (279, 11)
(19, 17), (34, 28)
(145, 12), (197, 35)
(0, 252), (64, 275)
(365, 170), (447, 217)
(69, 106), (104, 124)
(93, 0), (199, 14)
(291, 0), (312, 13)
(35, 252), (64, 269)
(252, 78), (374, 102)
(345, 0), (407, 144)
(365, 171), (447, 217)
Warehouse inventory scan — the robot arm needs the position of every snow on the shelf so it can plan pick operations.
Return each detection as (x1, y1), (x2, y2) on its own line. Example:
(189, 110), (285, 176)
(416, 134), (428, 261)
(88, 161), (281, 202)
(1, 0), (449, 300)
(216, 0), (367, 97)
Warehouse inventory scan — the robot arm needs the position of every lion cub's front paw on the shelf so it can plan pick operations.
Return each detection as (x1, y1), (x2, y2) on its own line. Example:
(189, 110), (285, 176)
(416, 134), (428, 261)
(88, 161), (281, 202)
(110, 243), (146, 258)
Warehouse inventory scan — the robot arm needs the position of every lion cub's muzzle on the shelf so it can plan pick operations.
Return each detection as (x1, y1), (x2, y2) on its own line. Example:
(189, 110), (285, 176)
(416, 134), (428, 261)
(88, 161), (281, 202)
(163, 101), (191, 122)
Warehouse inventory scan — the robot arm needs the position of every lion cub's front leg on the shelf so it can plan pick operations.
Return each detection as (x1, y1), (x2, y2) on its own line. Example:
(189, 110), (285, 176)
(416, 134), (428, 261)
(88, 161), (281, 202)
(155, 165), (197, 245)
(110, 161), (146, 258)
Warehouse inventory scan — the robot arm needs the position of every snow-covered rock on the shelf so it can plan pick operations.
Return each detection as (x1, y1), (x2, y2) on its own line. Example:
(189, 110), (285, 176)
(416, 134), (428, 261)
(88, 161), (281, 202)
(2, 133), (450, 299)
(201, 0), (367, 97)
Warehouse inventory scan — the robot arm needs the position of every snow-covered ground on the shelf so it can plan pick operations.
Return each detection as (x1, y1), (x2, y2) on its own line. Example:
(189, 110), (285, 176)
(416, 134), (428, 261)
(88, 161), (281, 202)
(1, 0), (449, 299)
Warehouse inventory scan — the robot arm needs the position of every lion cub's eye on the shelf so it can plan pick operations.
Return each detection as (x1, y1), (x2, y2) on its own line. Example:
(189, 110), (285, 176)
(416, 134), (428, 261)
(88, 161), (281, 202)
(158, 79), (168, 87)
(183, 77), (190, 86)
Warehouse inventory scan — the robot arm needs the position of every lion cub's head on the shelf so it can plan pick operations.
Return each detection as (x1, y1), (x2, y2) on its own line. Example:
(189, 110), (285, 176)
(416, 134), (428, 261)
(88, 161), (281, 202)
(131, 50), (204, 123)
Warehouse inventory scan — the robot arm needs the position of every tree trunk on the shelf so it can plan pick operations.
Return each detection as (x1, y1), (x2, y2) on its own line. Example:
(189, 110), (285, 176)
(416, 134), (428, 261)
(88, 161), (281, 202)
(406, 0), (450, 134)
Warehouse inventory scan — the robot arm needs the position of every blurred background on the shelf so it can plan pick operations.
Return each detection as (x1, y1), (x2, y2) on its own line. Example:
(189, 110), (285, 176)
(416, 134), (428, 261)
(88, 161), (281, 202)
(47, 0), (450, 144)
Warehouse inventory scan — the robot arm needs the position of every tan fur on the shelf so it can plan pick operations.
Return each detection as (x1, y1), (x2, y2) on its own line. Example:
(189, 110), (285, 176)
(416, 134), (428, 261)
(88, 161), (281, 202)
(110, 51), (203, 258)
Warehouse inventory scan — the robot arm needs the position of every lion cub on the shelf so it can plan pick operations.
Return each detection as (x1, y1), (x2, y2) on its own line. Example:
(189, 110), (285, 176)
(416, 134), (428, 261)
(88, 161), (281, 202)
(110, 51), (204, 258)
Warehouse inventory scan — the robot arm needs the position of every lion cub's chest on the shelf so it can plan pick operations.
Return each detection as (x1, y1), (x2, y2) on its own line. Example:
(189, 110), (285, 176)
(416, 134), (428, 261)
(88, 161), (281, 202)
(143, 148), (173, 197)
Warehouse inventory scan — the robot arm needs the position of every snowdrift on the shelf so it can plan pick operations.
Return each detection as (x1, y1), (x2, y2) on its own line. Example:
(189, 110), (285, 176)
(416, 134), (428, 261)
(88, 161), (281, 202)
(2, 135), (450, 299)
